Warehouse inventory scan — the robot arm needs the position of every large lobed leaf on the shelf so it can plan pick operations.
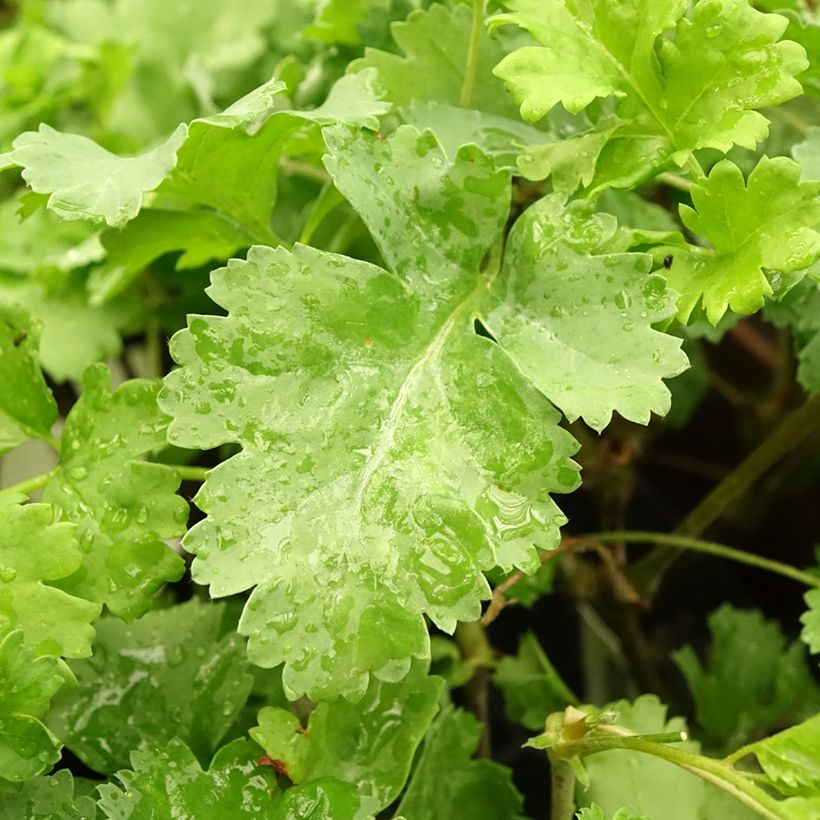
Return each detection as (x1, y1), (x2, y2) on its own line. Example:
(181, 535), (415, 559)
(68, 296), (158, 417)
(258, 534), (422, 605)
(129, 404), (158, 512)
(492, 0), (808, 193)
(160, 125), (582, 699)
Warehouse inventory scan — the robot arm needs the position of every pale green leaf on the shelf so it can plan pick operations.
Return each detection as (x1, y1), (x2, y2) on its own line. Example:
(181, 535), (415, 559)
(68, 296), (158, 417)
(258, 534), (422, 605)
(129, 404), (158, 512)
(97, 738), (359, 819)
(801, 589), (820, 655)
(0, 631), (65, 783)
(161, 126), (580, 699)
(494, 632), (578, 731)
(673, 605), (820, 750)
(493, 0), (807, 192)
(483, 195), (688, 431)
(579, 695), (718, 819)
(0, 305), (57, 454)
(350, 3), (519, 116)
(252, 663), (441, 816)
(396, 705), (523, 820)
(751, 715), (820, 798)
(670, 157), (820, 323)
(6, 124), (187, 228)
(400, 101), (552, 170)
(49, 599), (253, 774)
(43, 365), (187, 620)
(0, 500), (100, 658)
(0, 770), (97, 819)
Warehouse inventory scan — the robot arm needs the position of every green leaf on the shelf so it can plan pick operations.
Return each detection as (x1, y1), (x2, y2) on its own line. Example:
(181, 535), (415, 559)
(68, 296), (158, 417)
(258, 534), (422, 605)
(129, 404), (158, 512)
(669, 157), (820, 323)
(97, 738), (359, 819)
(0, 500), (100, 658)
(576, 806), (648, 820)
(251, 663), (441, 815)
(395, 704), (523, 820)
(0, 305), (57, 453)
(49, 599), (253, 774)
(306, 0), (392, 46)
(160, 126), (580, 700)
(0, 631), (65, 783)
(43, 365), (187, 620)
(0, 271), (137, 382)
(351, 3), (519, 116)
(578, 696), (716, 819)
(781, 10), (820, 97)
(90, 209), (255, 304)
(492, 0), (807, 192)
(6, 124), (187, 228)
(483, 194), (688, 431)
(0, 770), (97, 818)
(673, 605), (820, 750)
(751, 715), (820, 798)
(801, 589), (820, 655)
(494, 632), (578, 731)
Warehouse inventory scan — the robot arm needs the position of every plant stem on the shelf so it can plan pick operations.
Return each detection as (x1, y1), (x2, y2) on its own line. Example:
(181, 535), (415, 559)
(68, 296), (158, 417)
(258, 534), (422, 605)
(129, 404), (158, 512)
(460, 0), (484, 108)
(632, 391), (820, 596)
(0, 467), (58, 497)
(656, 171), (693, 193)
(586, 531), (820, 589)
(172, 465), (210, 482)
(573, 735), (783, 819)
(549, 755), (576, 820)
(766, 105), (810, 135)
(454, 619), (494, 757)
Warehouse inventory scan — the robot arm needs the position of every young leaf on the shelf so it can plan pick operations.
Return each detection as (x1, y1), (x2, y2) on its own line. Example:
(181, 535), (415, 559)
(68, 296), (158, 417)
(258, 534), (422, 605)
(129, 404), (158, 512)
(669, 157), (820, 323)
(351, 4), (518, 115)
(793, 126), (820, 180)
(492, 0), (807, 192)
(97, 738), (360, 819)
(5, 124), (187, 227)
(251, 663), (441, 815)
(0, 632), (65, 783)
(483, 195), (688, 430)
(43, 365), (188, 620)
(0, 769), (97, 819)
(160, 127), (580, 700)
(48, 599), (254, 774)
(395, 705), (524, 820)
(0, 499), (100, 658)
(494, 632), (578, 731)
(0, 305), (57, 454)
(751, 715), (820, 798)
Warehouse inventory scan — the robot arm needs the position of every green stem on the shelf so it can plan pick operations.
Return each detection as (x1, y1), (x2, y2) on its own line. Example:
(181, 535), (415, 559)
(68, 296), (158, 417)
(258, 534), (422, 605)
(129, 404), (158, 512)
(573, 735), (783, 819)
(172, 465), (210, 482)
(586, 530), (820, 590)
(632, 391), (820, 596)
(455, 619), (495, 758)
(656, 171), (693, 193)
(548, 755), (576, 820)
(460, 0), (484, 108)
(766, 105), (809, 136)
(686, 155), (707, 180)
(0, 467), (58, 497)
